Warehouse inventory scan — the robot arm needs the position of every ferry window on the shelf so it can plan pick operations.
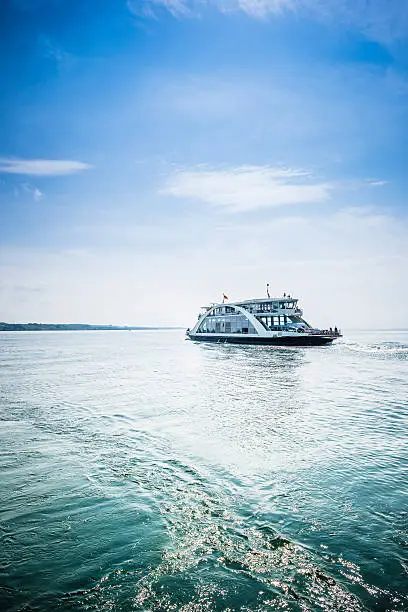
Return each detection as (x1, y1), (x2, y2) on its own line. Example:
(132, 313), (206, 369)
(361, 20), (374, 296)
(225, 322), (231, 332)
(273, 316), (279, 326)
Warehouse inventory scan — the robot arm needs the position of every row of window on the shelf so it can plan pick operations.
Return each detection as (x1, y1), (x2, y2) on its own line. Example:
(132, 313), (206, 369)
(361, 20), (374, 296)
(198, 315), (257, 335)
(257, 315), (307, 330)
(243, 302), (297, 312)
(208, 303), (297, 316)
(258, 315), (289, 327)
(207, 306), (236, 316)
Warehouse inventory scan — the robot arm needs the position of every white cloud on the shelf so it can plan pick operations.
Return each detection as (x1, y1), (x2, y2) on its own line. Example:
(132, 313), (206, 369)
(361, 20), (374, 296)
(22, 183), (44, 201)
(127, 0), (191, 18)
(224, 0), (294, 18)
(33, 187), (43, 201)
(128, 0), (290, 18)
(0, 158), (92, 176)
(0, 206), (407, 328)
(128, 0), (408, 42)
(162, 165), (331, 212)
(368, 180), (388, 187)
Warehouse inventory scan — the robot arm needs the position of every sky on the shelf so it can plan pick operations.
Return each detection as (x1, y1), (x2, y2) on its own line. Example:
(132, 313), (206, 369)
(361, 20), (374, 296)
(0, 0), (407, 328)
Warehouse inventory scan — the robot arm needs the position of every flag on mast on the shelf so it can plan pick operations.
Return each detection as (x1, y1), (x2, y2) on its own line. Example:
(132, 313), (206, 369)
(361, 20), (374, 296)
(223, 293), (228, 302)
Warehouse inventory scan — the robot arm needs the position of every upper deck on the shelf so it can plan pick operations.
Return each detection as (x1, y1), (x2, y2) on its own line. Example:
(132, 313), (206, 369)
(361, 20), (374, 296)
(201, 297), (303, 317)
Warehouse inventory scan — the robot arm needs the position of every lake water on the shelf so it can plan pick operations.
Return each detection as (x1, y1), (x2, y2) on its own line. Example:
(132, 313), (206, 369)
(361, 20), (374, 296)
(0, 330), (407, 611)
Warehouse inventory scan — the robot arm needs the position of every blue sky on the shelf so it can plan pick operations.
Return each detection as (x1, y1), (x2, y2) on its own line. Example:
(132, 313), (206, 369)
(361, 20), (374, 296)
(0, 0), (407, 326)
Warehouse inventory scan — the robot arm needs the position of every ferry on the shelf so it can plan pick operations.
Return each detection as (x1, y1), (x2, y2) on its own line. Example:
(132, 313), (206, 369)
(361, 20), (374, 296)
(186, 289), (342, 346)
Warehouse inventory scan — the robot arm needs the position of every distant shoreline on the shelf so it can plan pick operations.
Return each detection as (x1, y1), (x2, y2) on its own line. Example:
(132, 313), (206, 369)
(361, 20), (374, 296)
(0, 323), (183, 331)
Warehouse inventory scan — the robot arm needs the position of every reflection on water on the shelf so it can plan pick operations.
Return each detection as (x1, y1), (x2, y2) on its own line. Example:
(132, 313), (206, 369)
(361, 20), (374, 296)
(178, 344), (308, 472)
(0, 330), (407, 611)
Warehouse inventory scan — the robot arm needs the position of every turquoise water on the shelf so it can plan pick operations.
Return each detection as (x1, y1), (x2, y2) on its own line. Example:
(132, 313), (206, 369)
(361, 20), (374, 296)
(0, 330), (407, 611)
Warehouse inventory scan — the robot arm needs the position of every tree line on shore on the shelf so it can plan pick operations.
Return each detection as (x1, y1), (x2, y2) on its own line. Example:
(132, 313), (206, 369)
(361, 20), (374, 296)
(0, 323), (175, 331)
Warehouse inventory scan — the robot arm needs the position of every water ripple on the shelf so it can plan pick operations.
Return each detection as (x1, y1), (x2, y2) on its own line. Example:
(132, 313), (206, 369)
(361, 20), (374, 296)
(0, 330), (407, 611)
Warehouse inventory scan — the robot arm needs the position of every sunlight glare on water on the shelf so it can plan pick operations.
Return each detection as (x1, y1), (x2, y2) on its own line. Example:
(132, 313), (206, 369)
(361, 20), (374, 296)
(0, 330), (407, 611)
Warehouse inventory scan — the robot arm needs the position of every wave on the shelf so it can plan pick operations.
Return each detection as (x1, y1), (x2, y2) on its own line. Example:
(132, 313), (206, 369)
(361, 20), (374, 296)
(341, 340), (408, 358)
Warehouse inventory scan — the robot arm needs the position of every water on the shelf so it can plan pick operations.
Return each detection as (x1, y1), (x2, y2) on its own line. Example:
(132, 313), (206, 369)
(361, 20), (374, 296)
(0, 330), (407, 611)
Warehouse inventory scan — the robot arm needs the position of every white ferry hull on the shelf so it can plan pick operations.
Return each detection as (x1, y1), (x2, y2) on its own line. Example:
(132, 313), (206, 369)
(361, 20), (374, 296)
(187, 333), (336, 346)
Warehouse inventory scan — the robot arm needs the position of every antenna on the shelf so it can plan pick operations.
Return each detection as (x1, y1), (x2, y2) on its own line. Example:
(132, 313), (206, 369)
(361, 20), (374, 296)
(266, 283), (270, 298)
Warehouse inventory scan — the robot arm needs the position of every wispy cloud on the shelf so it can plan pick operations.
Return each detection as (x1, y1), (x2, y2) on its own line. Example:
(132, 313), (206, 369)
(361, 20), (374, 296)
(38, 35), (77, 71)
(368, 180), (388, 187)
(1, 206), (407, 327)
(128, 0), (290, 18)
(128, 0), (408, 43)
(0, 158), (92, 176)
(162, 165), (331, 212)
(22, 183), (44, 201)
(127, 0), (191, 18)
(297, 0), (408, 44)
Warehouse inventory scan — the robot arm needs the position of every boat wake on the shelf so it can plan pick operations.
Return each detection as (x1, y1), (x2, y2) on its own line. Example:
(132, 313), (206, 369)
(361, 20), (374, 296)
(341, 340), (408, 359)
